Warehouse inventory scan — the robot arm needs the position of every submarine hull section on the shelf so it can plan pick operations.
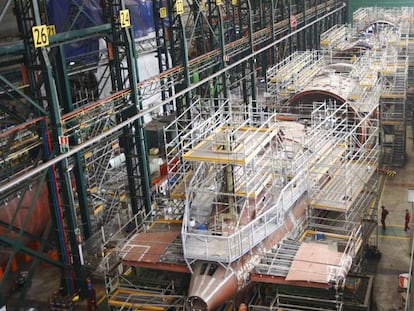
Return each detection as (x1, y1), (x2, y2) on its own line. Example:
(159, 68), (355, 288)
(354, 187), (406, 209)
(186, 195), (308, 311)
(0, 182), (50, 240)
(187, 262), (238, 311)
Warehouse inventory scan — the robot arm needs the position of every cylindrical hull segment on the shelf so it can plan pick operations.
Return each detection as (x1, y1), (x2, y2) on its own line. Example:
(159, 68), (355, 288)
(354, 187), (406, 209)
(186, 262), (238, 311)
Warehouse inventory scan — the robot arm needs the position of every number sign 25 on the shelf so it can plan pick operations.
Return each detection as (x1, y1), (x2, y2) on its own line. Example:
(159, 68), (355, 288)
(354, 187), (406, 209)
(32, 25), (49, 48)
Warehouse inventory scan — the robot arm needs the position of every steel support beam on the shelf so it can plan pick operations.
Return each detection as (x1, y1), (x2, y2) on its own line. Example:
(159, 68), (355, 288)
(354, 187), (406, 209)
(103, 0), (152, 217)
(53, 45), (92, 239)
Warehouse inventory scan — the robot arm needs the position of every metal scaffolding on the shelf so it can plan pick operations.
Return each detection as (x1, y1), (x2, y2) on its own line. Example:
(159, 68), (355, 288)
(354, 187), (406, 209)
(320, 24), (351, 51)
(164, 96), (372, 275)
(267, 11), (412, 169)
(353, 7), (414, 37)
(352, 7), (414, 166)
(162, 94), (377, 310)
(250, 17), (393, 311)
(266, 50), (323, 103)
(0, 0), (348, 309)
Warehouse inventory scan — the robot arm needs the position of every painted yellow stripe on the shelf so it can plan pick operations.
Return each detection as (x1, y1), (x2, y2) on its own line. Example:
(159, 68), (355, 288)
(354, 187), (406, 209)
(221, 125), (272, 133)
(377, 235), (409, 240)
(301, 229), (354, 241)
(375, 178), (411, 240)
(97, 294), (107, 306)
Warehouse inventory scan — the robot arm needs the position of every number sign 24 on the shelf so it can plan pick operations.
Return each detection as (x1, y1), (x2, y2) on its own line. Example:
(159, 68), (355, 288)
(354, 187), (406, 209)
(119, 9), (131, 28)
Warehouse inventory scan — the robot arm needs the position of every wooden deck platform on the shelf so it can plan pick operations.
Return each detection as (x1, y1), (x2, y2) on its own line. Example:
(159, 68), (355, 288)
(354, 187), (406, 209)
(310, 161), (375, 211)
(183, 126), (277, 165)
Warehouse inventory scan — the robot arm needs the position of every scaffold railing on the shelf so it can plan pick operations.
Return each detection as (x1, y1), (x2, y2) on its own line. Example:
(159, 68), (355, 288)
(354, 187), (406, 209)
(353, 7), (414, 36)
(308, 100), (379, 238)
(61, 91), (132, 143)
(350, 52), (374, 81)
(266, 51), (323, 99)
(320, 24), (351, 50)
(173, 99), (371, 264)
(83, 211), (146, 277)
(357, 82), (383, 114)
(249, 293), (344, 311)
(0, 117), (44, 184)
(103, 246), (186, 310)
(164, 97), (229, 199)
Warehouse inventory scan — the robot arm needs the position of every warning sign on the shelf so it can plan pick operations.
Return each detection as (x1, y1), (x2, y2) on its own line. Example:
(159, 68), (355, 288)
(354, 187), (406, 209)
(291, 15), (297, 28)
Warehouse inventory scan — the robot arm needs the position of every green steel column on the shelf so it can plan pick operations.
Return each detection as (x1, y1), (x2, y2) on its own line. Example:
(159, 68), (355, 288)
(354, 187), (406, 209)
(247, 0), (257, 102)
(14, 0), (47, 117)
(270, 0), (277, 64)
(258, 0), (267, 78)
(53, 45), (92, 239)
(207, 1), (215, 56)
(217, 4), (228, 99)
(153, 0), (173, 113)
(188, 0), (217, 97)
(104, 0), (152, 215)
(178, 13), (192, 112)
(40, 47), (84, 297)
(192, 0), (208, 57)
(168, 0), (191, 115)
(228, 0), (239, 91)
(288, 0), (293, 54)
(314, 0), (319, 50)
(42, 125), (72, 299)
(279, 0), (289, 59)
(14, 0), (83, 298)
(238, 0), (249, 102)
(125, 28), (153, 215)
(343, 0), (349, 24)
(205, 0), (222, 100)
(302, 0), (307, 50)
(263, 0), (276, 69)
(275, 0), (285, 62)
(325, 0), (330, 30)
(295, 0), (301, 50)
(314, 0), (318, 48)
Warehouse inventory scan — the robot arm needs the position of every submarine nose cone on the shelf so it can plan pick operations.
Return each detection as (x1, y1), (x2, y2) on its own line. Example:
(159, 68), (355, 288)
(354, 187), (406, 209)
(186, 296), (208, 311)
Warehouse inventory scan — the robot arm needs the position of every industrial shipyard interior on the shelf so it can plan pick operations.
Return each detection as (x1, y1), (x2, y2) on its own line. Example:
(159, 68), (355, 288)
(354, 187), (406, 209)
(1, 1), (414, 311)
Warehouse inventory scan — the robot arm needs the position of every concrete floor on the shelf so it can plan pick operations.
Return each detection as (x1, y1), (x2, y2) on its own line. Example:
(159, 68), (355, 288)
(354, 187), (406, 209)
(4, 135), (414, 310)
(372, 138), (414, 311)
(4, 261), (107, 310)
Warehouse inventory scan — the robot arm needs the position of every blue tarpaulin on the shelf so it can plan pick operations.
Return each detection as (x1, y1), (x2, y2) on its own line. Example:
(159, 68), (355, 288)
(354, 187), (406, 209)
(126, 0), (155, 38)
(46, 0), (102, 62)
(46, 0), (156, 62)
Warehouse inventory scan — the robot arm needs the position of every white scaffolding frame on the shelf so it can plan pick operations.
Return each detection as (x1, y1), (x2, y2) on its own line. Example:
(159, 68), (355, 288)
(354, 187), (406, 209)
(165, 97), (371, 270)
(266, 51), (324, 101)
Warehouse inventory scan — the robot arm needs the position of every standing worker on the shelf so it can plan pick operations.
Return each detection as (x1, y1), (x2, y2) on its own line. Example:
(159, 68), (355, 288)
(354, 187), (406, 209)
(405, 209), (411, 232)
(86, 277), (97, 311)
(381, 205), (389, 230)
